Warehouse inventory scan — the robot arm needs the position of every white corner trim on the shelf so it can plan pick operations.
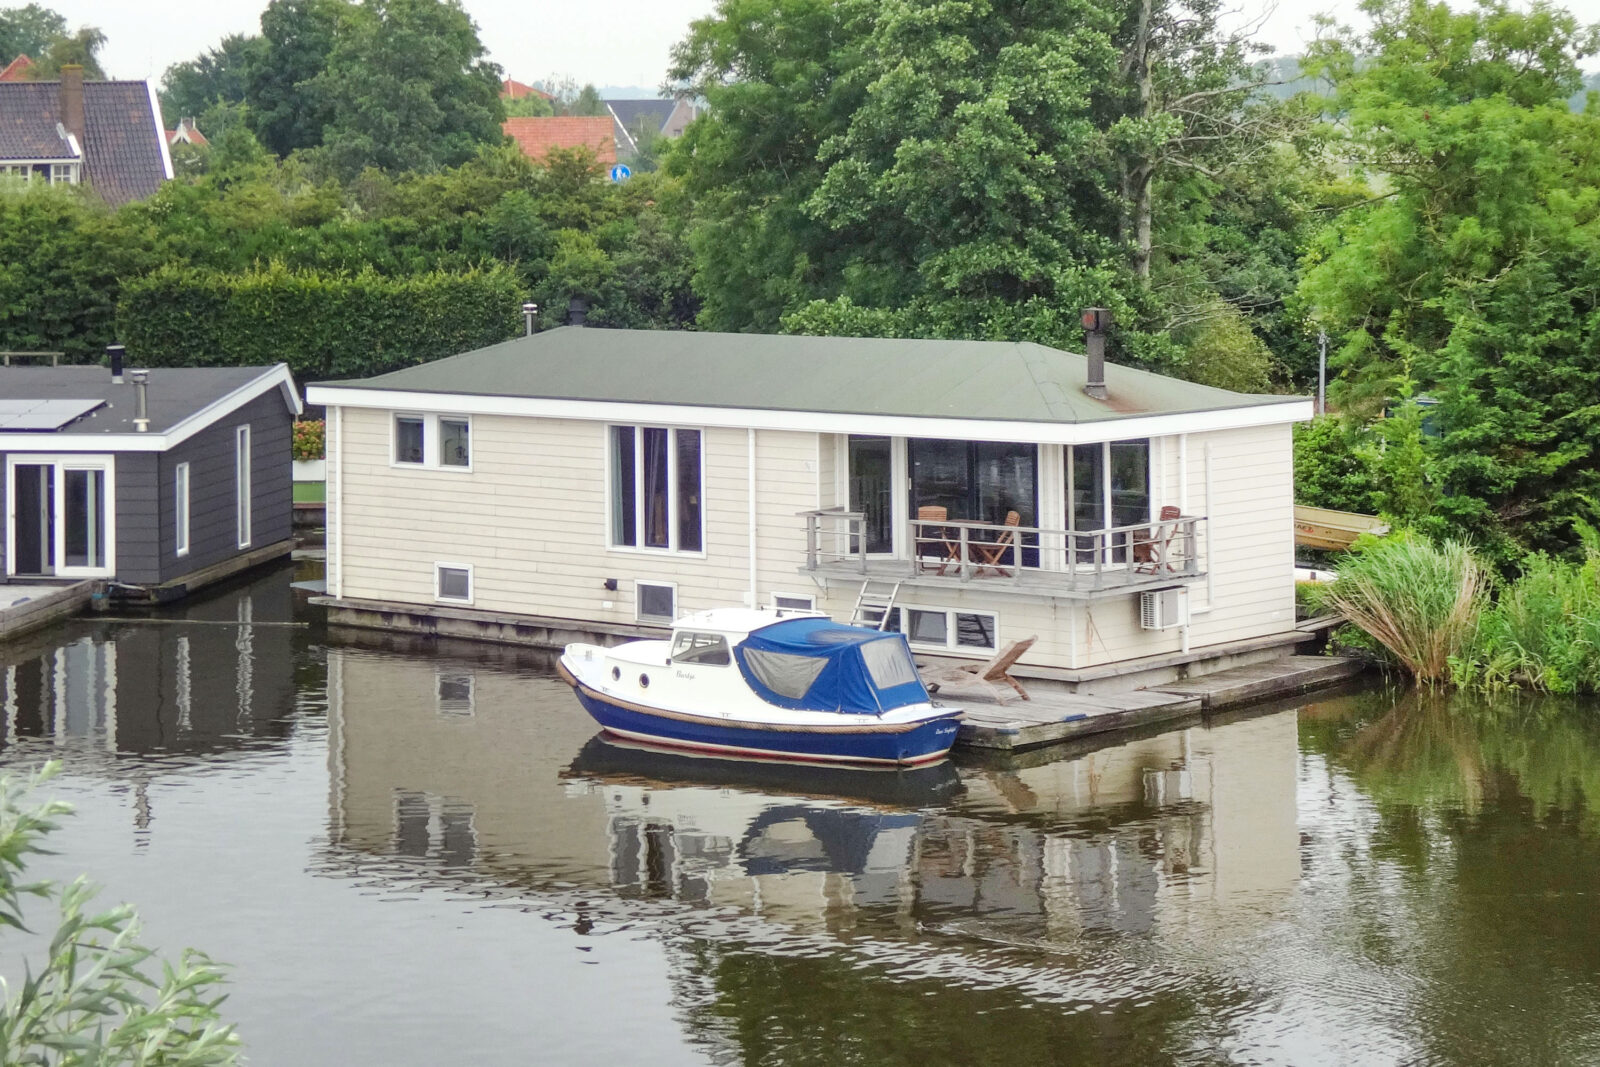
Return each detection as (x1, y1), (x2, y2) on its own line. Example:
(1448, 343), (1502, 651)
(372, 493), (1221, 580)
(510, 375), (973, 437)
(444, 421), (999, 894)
(147, 80), (174, 180)
(304, 385), (1314, 444)
(0, 364), (300, 452)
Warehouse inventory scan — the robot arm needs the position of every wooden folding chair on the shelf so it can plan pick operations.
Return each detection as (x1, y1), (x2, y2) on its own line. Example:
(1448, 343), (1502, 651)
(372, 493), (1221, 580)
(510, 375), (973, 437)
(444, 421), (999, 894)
(915, 505), (962, 575)
(919, 635), (1037, 704)
(971, 510), (1021, 577)
(1133, 506), (1183, 573)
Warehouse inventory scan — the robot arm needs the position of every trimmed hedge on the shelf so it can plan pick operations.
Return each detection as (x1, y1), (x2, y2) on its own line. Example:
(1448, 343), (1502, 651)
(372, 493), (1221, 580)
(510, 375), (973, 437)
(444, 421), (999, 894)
(115, 264), (521, 380)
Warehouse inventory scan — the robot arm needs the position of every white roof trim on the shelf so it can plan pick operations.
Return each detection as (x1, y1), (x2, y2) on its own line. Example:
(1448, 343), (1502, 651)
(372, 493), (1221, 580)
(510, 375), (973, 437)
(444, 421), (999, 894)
(306, 385), (1312, 444)
(0, 364), (300, 452)
(147, 80), (174, 180)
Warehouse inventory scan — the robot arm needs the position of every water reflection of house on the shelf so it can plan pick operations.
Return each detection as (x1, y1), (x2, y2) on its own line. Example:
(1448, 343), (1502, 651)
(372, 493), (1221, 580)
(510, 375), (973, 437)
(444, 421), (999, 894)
(0, 572), (299, 758)
(326, 632), (1302, 943)
(325, 648), (611, 879)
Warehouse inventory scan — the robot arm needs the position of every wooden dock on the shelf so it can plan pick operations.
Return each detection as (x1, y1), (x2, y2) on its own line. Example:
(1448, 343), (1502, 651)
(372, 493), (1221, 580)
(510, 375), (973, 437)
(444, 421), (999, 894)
(954, 654), (1368, 752)
(0, 581), (94, 642)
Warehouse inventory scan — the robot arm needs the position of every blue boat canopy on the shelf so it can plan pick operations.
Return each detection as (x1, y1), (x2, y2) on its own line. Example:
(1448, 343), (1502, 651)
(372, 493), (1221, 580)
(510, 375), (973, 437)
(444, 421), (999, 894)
(733, 617), (929, 713)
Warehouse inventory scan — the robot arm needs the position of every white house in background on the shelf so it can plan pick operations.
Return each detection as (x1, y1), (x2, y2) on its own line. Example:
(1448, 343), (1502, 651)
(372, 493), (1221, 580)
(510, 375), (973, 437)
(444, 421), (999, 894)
(306, 326), (1313, 690)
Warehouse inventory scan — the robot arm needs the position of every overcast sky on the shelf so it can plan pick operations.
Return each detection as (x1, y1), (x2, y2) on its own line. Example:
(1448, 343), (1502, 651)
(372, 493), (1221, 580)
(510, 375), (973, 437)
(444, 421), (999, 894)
(42, 0), (1600, 89)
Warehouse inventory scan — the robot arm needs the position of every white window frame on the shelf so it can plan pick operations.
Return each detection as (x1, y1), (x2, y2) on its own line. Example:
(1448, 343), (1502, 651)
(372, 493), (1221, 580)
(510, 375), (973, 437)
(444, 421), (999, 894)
(0, 163), (31, 182)
(890, 605), (999, 654)
(174, 461), (190, 558)
(2, 453), (117, 579)
(605, 425), (705, 556)
(235, 425), (252, 549)
(635, 580), (677, 622)
(435, 561), (474, 604)
(770, 592), (817, 615)
(49, 162), (77, 185)
(390, 412), (473, 472)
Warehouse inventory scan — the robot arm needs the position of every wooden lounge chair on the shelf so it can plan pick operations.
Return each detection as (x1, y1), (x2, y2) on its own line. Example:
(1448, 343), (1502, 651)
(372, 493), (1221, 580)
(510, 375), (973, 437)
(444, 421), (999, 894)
(1133, 506), (1183, 574)
(971, 510), (1021, 577)
(915, 505), (962, 575)
(919, 635), (1037, 704)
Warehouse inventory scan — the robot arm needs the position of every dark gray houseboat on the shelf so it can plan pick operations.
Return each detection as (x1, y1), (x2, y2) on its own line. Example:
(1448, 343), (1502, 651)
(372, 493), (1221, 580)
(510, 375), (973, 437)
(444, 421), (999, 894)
(0, 361), (299, 601)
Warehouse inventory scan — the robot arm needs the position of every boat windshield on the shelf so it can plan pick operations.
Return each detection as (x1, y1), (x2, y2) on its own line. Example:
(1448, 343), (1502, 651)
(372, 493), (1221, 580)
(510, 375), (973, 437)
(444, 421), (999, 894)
(672, 631), (731, 666)
(859, 638), (918, 689)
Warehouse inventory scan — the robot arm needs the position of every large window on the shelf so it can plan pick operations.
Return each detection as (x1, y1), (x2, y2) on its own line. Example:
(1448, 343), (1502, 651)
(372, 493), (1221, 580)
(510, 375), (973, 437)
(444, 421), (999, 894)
(848, 435), (893, 554)
(910, 439), (1037, 566)
(174, 462), (190, 558)
(610, 426), (702, 552)
(235, 425), (252, 548)
(1067, 439), (1150, 562)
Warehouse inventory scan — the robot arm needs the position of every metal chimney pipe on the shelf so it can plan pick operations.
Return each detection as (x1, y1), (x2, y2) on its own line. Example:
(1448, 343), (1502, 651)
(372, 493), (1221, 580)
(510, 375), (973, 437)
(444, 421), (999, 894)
(567, 297), (587, 327)
(107, 343), (125, 384)
(129, 368), (149, 432)
(522, 301), (539, 336)
(1082, 307), (1111, 400)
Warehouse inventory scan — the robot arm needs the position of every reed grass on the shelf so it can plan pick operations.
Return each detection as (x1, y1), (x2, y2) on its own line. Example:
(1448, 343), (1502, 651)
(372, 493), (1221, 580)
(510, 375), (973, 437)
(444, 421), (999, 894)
(1467, 551), (1600, 693)
(1323, 533), (1486, 685)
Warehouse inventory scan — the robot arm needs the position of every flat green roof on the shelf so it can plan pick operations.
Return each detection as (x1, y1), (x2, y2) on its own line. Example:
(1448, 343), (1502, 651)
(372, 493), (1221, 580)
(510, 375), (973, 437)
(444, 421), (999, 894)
(316, 327), (1302, 423)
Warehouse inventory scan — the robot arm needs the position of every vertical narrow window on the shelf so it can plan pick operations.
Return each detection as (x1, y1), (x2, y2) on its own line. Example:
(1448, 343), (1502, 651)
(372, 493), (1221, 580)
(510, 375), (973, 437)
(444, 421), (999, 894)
(675, 428), (702, 552)
(609, 426), (703, 552)
(642, 427), (670, 548)
(394, 416), (425, 464)
(236, 425), (252, 548)
(847, 435), (893, 554)
(1109, 440), (1150, 527)
(174, 462), (190, 557)
(611, 426), (637, 546)
(439, 418), (470, 467)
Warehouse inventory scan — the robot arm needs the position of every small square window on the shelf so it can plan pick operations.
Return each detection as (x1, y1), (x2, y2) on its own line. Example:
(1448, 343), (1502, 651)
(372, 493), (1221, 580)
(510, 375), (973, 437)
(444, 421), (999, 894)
(439, 418), (470, 467)
(956, 612), (997, 650)
(906, 608), (948, 646)
(772, 593), (816, 615)
(637, 581), (676, 621)
(436, 564), (472, 602)
(395, 416), (425, 464)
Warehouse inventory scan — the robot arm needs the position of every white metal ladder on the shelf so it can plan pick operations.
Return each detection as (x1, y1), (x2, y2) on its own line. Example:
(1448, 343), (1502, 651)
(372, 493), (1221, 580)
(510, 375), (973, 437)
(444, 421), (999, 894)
(849, 580), (901, 630)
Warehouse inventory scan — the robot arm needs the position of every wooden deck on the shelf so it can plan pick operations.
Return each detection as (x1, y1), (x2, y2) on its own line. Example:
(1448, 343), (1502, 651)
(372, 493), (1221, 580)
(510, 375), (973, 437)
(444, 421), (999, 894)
(952, 654), (1368, 752)
(0, 581), (94, 642)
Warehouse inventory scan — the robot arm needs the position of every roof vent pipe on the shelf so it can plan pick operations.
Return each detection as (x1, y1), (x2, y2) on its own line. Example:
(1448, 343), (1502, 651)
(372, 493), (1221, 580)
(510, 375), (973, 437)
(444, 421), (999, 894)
(1082, 307), (1111, 401)
(107, 343), (125, 384)
(567, 297), (587, 327)
(522, 301), (538, 336)
(129, 368), (149, 432)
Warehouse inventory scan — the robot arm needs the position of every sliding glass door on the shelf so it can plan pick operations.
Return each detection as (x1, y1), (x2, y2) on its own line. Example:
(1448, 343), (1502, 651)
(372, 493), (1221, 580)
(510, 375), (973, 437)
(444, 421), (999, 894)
(908, 440), (1038, 566)
(1067, 440), (1150, 565)
(6, 457), (114, 577)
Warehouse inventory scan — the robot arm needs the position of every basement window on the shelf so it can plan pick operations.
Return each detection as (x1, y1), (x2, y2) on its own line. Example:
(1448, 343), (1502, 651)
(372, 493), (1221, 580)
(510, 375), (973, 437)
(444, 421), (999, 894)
(636, 581), (676, 622)
(435, 563), (473, 604)
(887, 606), (998, 652)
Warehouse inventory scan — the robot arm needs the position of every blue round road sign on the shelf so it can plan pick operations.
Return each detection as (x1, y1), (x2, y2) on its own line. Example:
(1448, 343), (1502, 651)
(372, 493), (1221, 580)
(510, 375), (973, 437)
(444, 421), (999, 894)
(609, 164), (632, 182)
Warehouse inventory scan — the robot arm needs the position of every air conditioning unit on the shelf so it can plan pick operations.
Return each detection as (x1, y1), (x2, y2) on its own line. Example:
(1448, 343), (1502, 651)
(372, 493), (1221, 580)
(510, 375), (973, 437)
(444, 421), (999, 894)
(1139, 588), (1187, 631)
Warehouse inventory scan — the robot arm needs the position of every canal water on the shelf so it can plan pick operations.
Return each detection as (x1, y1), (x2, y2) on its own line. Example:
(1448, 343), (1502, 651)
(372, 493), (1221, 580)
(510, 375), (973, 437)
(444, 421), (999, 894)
(3, 564), (1600, 1066)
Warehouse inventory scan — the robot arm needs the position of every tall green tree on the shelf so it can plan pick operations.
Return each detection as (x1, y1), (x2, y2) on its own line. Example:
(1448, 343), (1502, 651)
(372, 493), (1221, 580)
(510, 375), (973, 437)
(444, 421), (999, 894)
(27, 24), (105, 78)
(161, 33), (263, 122)
(1301, 0), (1600, 560)
(313, 0), (504, 178)
(0, 2), (64, 61)
(246, 0), (352, 156)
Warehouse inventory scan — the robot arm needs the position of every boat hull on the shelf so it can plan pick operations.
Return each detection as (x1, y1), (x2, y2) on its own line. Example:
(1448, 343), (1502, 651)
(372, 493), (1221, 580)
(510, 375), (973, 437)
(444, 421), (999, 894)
(559, 662), (961, 767)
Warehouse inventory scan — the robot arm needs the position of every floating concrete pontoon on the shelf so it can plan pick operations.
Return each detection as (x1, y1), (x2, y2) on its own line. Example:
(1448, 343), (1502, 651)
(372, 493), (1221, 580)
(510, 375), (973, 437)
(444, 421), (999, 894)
(0, 581), (94, 641)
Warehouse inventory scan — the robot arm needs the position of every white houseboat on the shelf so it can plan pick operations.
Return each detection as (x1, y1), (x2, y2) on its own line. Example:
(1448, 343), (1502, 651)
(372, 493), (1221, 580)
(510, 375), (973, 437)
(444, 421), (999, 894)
(307, 324), (1312, 691)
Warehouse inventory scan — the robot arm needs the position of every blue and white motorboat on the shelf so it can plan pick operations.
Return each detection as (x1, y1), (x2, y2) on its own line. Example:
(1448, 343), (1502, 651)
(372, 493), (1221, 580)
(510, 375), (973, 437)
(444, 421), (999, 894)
(557, 609), (963, 766)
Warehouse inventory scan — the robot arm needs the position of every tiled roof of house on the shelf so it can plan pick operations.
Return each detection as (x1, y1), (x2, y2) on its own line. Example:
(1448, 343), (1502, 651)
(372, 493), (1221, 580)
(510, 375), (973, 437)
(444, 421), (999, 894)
(0, 54), (33, 82)
(0, 78), (171, 204)
(503, 116), (616, 166)
(166, 117), (208, 146)
(501, 78), (553, 101)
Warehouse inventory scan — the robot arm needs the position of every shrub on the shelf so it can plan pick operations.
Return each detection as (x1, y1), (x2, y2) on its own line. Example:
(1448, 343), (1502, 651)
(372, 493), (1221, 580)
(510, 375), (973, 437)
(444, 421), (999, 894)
(1466, 547), (1600, 694)
(115, 264), (521, 381)
(292, 419), (326, 462)
(0, 763), (240, 1064)
(1322, 532), (1486, 685)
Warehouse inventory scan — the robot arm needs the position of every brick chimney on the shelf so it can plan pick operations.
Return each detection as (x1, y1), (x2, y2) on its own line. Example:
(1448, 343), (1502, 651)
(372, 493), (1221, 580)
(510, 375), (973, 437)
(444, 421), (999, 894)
(59, 64), (85, 151)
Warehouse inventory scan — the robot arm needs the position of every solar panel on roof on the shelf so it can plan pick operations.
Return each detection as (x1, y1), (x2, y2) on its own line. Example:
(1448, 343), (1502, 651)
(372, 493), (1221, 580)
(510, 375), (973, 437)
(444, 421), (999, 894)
(0, 398), (106, 431)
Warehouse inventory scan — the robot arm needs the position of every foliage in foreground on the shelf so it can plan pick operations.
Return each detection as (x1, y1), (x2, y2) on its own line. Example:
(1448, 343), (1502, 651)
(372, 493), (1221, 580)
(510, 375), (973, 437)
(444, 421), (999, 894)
(0, 764), (239, 1066)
